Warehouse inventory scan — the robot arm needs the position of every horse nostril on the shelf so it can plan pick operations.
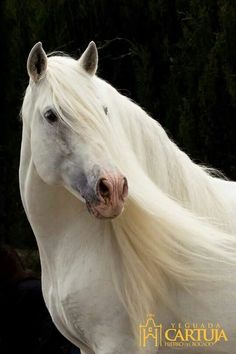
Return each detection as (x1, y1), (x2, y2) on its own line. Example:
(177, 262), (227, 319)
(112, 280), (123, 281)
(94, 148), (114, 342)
(97, 179), (111, 199)
(97, 176), (128, 203)
(122, 177), (128, 199)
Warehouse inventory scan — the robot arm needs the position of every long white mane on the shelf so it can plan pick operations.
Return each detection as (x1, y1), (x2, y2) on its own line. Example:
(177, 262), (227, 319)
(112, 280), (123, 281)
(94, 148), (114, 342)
(39, 54), (236, 335)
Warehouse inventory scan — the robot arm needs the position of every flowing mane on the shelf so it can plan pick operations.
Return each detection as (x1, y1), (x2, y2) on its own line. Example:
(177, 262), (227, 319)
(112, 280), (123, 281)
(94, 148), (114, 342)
(26, 53), (236, 337)
(45, 55), (231, 228)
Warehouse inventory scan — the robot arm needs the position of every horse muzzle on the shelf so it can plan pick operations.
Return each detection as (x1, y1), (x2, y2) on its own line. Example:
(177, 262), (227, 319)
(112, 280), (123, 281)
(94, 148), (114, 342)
(86, 173), (128, 219)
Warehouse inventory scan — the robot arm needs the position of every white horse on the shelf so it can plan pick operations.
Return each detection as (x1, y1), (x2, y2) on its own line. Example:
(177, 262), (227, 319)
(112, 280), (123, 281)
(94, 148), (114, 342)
(20, 41), (236, 354)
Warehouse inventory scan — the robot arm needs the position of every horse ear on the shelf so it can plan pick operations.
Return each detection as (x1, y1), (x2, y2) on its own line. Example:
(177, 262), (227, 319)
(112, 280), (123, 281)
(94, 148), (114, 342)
(78, 41), (98, 76)
(27, 42), (47, 82)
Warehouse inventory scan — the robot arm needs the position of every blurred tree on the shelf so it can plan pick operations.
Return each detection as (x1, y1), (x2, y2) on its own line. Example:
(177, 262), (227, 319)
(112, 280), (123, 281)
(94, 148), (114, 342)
(1, 0), (236, 249)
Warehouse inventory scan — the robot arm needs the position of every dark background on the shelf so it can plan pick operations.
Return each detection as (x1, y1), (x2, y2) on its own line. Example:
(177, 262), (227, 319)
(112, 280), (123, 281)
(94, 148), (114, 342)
(1, 0), (236, 250)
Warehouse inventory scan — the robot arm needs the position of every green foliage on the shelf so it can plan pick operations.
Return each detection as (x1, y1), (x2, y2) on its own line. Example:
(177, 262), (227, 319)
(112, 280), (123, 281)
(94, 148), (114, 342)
(1, 0), (236, 249)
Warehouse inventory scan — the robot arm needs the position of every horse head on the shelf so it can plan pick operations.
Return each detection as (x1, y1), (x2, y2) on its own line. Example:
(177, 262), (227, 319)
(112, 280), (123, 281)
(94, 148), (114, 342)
(23, 42), (128, 219)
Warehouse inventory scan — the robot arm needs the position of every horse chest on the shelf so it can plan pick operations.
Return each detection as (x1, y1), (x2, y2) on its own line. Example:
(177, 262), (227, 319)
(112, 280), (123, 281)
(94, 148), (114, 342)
(41, 245), (130, 351)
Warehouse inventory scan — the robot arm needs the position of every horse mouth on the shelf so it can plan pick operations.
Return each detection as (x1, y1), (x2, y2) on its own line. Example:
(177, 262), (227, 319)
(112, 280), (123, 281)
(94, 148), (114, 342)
(85, 200), (124, 219)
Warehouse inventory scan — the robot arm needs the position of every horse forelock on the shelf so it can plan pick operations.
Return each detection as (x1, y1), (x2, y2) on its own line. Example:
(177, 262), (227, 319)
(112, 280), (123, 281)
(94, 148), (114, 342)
(45, 55), (112, 139)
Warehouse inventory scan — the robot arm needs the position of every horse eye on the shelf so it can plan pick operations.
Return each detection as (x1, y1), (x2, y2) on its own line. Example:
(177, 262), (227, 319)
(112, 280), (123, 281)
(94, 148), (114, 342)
(43, 109), (58, 123)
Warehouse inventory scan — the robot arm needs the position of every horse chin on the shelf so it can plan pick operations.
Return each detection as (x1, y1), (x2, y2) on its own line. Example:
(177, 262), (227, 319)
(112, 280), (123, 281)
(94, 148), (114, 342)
(86, 201), (123, 220)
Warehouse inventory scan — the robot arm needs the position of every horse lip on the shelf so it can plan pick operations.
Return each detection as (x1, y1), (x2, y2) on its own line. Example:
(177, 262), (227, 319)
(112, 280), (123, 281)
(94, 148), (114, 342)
(86, 200), (101, 218)
(85, 200), (122, 219)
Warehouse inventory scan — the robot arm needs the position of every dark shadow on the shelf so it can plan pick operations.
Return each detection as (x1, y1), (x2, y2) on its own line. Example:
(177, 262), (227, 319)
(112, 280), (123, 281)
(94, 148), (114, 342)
(0, 245), (81, 354)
